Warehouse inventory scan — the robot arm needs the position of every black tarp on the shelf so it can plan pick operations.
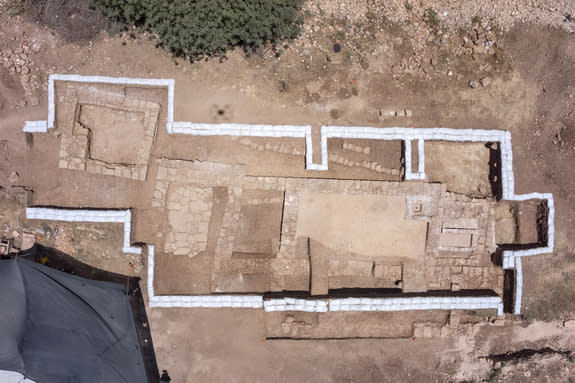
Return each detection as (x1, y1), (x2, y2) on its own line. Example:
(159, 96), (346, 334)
(0, 257), (148, 382)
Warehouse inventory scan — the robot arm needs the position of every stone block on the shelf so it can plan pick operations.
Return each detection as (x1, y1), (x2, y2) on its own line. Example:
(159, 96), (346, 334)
(439, 232), (472, 248)
(102, 168), (115, 176)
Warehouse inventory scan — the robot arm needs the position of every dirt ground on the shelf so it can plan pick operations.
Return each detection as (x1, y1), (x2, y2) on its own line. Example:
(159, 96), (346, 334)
(2, 0), (575, 381)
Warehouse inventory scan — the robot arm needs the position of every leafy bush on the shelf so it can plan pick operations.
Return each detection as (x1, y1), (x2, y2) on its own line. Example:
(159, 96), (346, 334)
(94, 0), (305, 60)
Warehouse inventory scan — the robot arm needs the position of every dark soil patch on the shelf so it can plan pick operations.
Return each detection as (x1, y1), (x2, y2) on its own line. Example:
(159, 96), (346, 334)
(23, 0), (117, 41)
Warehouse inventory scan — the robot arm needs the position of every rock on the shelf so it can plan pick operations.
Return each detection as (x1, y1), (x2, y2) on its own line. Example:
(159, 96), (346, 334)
(379, 109), (396, 120)
(21, 66), (29, 74)
(21, 233), (36, 251)
(8, 171), (19, 184)
(391, 65), (402, 74)
(328, 54), (343, 65)
(480, 76), (492, 87)
(473, 45), (486, 55)
(12, 231), (19, 238)
(492, 318), (505, 326)
(282, 315), (295, 333)
(469, 80), (478, 89)
(564, 319), (575, 328)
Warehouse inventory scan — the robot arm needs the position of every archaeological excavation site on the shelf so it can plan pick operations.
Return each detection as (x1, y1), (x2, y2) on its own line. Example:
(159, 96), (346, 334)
(21, 75), (554, 325)
(2, 1), (574, 381)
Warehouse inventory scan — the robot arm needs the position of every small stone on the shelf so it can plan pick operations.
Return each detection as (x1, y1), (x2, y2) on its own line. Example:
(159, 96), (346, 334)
(480, 76), (492, 87)
(29, 96), (39, 106)
(12, 231), (20, 238)
(21, 66), (30, 74)
(103, 168), (115, 176)
(391, 65), (402, 74)
(405, 109), (413, 117)
(8, 171), (19, 184)
(469, 80), (478, 89)
(448, 71), (453, 76)
(492, 318), (505, 326)
(564, 319), (575, 328)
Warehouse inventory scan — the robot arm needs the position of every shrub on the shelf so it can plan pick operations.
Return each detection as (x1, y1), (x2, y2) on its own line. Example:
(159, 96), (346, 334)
(423, 7), (438, 27)
(23, 0), (115, 41)
(2, 0), (24, 16)
(94, 0), (305, 60)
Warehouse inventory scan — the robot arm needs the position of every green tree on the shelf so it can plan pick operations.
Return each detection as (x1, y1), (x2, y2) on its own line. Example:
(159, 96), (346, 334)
(95, 0), (304, 60)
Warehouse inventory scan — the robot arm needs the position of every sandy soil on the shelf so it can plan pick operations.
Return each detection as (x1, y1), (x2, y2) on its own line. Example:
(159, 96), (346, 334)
(2, 1), (575, 381)
(296, 194), (427, 259)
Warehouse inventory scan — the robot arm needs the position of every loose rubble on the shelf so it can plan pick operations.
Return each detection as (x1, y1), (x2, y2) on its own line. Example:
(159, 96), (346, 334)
(0, 39), (42, 108)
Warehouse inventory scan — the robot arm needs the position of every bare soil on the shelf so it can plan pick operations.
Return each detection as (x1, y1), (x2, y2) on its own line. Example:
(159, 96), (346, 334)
(1, 1), (575, 382)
